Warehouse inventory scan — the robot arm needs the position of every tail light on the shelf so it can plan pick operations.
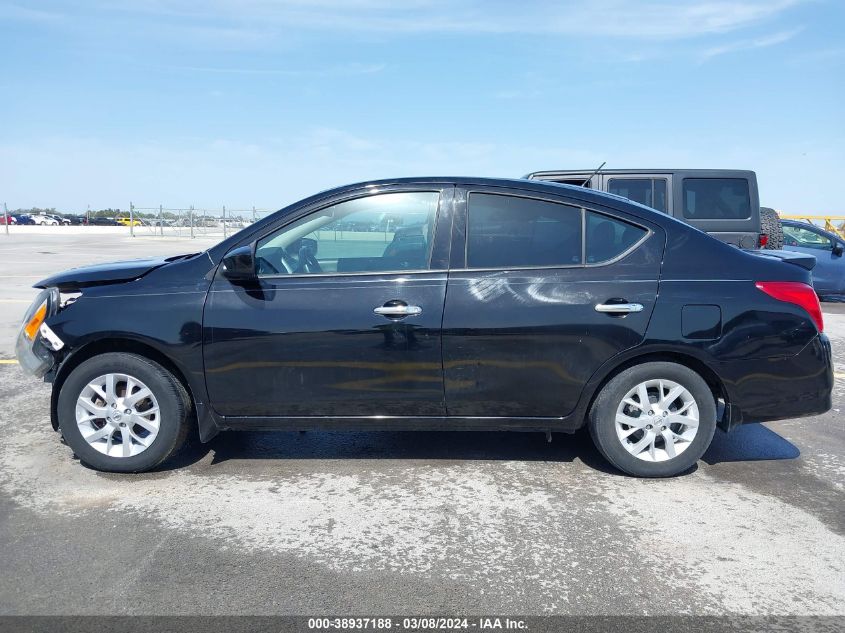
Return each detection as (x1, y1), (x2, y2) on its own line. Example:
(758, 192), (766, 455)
(755, 281), (823, 332)
(759, 233), (768, 248)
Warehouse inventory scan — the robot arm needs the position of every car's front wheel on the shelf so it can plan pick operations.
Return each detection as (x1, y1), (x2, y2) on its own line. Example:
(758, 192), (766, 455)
(588, 362), (717, 477)
(57, 353), (190, 472)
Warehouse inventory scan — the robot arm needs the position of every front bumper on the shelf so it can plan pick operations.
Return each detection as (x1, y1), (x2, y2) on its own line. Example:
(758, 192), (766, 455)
(720, 333), (833, 425)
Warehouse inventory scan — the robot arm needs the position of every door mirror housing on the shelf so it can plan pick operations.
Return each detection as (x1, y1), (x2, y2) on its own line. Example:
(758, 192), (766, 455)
(832, 243), (844, 257)
(221, 245), (256, 281)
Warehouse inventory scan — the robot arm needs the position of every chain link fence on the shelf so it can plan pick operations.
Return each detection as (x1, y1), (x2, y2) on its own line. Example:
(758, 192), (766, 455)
(127, 204), (276, 239)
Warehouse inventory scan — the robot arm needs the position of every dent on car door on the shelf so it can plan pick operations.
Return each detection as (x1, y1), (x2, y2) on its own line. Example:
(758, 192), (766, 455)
(442, 189), (664, 418)
(203, 187), (454, 419)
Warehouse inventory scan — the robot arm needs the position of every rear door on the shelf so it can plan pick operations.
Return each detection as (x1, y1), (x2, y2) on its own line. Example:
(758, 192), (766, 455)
(441, 186), (665, 418)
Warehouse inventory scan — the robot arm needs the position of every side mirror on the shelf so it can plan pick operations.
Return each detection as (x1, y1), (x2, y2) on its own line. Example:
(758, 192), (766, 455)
(221, 245), (256, 281)
(833, 243), (844, 257)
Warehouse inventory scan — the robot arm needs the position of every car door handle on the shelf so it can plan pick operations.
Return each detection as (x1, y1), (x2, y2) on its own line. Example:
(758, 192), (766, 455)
(595, 302), (644, 314)
(374, 302), (422, 318)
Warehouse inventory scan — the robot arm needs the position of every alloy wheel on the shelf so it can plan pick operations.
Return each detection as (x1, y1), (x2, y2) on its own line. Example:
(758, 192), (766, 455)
(75, 373), (160, 457)
(614, 378), (699, 462)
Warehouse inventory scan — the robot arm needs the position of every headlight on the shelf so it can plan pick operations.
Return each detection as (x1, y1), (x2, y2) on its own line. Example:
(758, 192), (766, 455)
(23, 297), (49, 341)
(15, 288), (62, 377)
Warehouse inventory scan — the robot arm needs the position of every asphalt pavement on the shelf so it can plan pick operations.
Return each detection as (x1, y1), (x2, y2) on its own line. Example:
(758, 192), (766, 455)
(0, 229), (843, 615)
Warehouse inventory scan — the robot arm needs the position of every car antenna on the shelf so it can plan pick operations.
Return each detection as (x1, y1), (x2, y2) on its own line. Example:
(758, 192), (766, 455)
(583, 161), (606, 187)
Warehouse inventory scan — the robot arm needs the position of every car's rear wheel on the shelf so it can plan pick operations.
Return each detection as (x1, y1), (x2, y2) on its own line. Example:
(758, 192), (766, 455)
(588, 362), (717, 477)
(57, 353), (190, 473)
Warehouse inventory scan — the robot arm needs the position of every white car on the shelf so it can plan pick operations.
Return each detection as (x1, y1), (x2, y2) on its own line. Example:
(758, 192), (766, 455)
(30, 213), (59, 226)
(48, 214), (71, 225)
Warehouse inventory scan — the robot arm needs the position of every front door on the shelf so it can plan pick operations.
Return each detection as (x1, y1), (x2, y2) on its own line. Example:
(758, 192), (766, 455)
(442, 187), (664, 418)
(204, 187), (453, 419)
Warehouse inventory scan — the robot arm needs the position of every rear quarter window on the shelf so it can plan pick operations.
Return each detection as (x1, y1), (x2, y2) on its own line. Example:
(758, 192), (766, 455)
(682, 178), (750, 220)
(585, 212), (647, 264)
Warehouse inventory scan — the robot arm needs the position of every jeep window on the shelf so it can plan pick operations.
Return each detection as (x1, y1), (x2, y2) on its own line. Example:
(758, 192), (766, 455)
(682, 178), (750, 220)
(585, 211), (647, 264)
(607, 178), (667, 212)
(557, 178), (591, 188)
(467, 193), (582, 268)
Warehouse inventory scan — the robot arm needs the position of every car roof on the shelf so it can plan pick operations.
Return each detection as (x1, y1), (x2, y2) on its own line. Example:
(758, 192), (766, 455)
(322, 175), (641, 207)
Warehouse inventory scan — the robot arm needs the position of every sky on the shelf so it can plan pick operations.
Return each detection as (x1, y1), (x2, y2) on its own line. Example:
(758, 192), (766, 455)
(1, 0), (843, 213)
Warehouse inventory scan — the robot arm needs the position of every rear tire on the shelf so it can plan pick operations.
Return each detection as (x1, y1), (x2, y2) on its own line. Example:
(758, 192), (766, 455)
(57, 353), (190, 473)
(760, 207), (784, 250)
(588, 362), (717, 477)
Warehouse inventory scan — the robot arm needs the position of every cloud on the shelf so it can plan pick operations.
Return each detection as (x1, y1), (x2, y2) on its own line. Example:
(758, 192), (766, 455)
(701, 28), (802, 60)
(34, 0), (807, 42)
(0, 3), (63, 22)
(2, 127), (842, 213)
(170, 62), (386, 76)
(0, 130), (598, 209)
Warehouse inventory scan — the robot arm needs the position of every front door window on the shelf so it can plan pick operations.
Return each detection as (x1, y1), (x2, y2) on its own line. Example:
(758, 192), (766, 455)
(255, 191), (440, 276)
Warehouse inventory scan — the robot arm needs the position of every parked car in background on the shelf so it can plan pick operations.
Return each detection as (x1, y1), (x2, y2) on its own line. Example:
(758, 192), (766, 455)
(0, 214), (16, 225)
(47, 214), (70, 225)
(88, 217), (122, 226)
(15, 178), (832, 477)
(63, 215), (86, 225)
(115, 217), (143, 226)
(782, 220), (845, 301)
(12, 214), (36, 225)
(524, 169), (783, 250)
(29, 213), (60, 226)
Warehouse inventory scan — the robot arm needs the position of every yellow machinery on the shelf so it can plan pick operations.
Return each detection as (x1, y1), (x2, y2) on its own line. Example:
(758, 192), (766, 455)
(778, 214), (845, 239)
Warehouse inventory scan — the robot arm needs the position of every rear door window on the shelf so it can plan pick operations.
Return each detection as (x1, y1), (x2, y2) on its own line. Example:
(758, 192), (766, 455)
(467, 194), (582, 268)
(465, 193), (648, 269)
(682, 178), (750, 220)
(607, 178), (667, 212)
(585, 211), (648, 264)
(783, 225), (833, 250)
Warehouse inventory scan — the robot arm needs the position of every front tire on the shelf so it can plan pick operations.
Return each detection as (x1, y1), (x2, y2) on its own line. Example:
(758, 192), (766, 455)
(588, 362), (717, 477)
(57, 353), (190, 473)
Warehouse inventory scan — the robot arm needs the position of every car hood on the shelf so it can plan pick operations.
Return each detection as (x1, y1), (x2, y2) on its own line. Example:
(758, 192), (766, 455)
(35, 256), (174, 290)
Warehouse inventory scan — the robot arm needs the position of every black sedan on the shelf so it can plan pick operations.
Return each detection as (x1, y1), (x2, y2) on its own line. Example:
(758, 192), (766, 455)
(88, 217), (122, 226)
(15, 178), (833, 476)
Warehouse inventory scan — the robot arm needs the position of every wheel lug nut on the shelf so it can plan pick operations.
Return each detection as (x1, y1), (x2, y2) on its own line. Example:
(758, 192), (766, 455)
(124, 409), (131, 414)
(119, 422), (126, 427)
(648, 410), (654, 415)
(646, 424), (653, 430)
(661, 426), (667, 431)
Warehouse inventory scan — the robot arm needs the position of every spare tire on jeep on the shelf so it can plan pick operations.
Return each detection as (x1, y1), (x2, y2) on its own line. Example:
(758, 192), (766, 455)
(760, 207), (784, 250)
